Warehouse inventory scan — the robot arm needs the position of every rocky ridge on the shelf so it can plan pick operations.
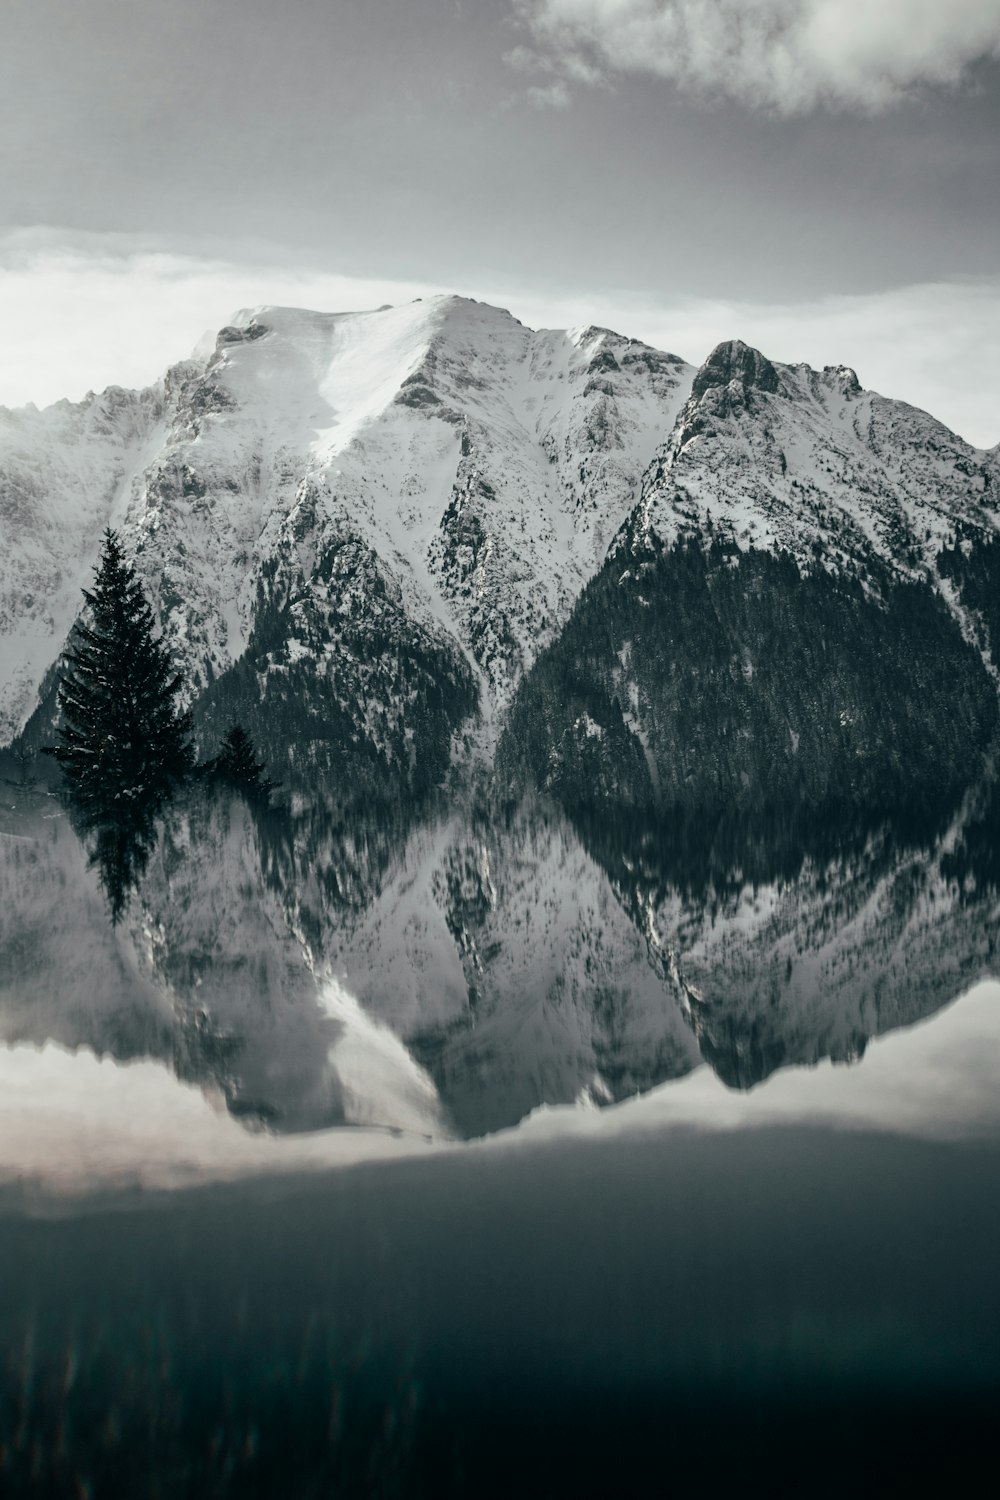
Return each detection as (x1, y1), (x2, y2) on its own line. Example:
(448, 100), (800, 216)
(632, 337), (999, 633)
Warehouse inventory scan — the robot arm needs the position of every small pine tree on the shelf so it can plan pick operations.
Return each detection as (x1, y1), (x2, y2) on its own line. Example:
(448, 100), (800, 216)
(43, 529), (193, 806)
(211, 723), (274, 795)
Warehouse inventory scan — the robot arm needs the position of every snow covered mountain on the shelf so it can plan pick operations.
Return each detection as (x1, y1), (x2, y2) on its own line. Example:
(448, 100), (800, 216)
(0, 382), (165, 743)
(634, 338), (1000, 630)
(4, 300), (999, 1143)
(2, 302), (998, 811)
(1, 297), (692, 785)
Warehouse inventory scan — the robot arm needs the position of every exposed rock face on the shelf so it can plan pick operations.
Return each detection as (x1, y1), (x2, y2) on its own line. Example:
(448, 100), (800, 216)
(690, 337), (780, 403)
(643, 339), (998, 594)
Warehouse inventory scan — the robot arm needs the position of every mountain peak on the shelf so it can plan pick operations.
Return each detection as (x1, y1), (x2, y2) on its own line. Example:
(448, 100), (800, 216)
(691, 339), (780, 403)
(669, 338), (781, 453)
(822, 363), (862, 398)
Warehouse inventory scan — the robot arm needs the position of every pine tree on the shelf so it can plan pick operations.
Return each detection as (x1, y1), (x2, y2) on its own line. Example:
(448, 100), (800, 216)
(43, 529), (193, 807)
(210, 723), (275, 796)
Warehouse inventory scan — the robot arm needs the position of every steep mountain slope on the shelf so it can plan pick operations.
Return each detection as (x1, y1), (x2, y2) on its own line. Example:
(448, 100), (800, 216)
(638, 341), (997, 590)
(502, 340), (1000, 817)
(3, 297), (692, 789)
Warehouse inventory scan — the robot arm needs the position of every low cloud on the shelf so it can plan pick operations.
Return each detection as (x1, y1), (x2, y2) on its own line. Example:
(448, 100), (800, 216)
(527, 79), (573, 108)
(630, 281), (1000, 449)
(0, 229), (997, 447)
(515, 0), (1000, 113)
(0, 229), (444, 406)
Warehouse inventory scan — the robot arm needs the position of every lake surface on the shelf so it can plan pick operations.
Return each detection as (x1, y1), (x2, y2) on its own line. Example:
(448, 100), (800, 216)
(1, 778), (998, 1494)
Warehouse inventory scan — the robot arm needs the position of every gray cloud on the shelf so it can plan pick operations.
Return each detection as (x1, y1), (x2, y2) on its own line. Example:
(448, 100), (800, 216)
(527, 79), (573, 108)
(516, 0), (1000, 112)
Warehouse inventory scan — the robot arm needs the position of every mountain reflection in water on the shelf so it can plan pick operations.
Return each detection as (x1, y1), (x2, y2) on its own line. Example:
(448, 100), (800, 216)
(1, 773), (997, 1150)
(2, 777), (1000, 1494)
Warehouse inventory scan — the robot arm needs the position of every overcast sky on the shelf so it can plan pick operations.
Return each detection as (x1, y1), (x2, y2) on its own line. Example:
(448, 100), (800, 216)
(1, 0), (998, 443)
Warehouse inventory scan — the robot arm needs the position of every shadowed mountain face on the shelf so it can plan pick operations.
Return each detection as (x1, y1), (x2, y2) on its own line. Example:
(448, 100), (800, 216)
(1, 776), (996, 1138)
(498, 537), (997, 821)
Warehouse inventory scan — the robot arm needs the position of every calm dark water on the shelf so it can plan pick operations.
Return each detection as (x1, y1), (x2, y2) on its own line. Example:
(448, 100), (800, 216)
(1, 779), (998, 1494)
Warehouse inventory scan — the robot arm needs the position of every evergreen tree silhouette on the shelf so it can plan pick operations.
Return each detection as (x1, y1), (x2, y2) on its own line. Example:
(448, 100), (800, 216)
(210, 723), (275, 797)
(43, 529), (193, 808)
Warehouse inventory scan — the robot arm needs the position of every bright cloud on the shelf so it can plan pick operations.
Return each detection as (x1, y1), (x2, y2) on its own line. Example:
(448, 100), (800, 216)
(0, 229), (997, 448)
(629, 280), (1000, 449)
(516, 0), (1000, 112)
(0, 229), (445, 407)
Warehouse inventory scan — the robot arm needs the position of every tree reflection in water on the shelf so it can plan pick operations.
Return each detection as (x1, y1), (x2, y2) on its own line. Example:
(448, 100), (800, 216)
(71, 790), (168, 925)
